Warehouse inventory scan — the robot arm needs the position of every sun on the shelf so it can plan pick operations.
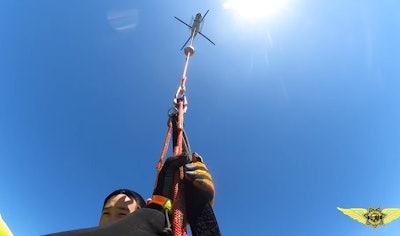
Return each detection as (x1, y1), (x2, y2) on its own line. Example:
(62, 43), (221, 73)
(223, 0), (287, 20)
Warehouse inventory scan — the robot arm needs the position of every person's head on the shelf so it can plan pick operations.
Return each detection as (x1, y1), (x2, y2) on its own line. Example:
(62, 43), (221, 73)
(99, 189), (146, 226)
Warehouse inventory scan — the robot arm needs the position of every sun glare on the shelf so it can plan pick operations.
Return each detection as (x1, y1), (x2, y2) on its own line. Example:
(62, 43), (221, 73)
(223, 0), (287, 20)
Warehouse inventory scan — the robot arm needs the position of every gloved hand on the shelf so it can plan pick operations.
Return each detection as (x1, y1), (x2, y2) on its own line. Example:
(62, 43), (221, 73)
(184, 153), (215, 205)
(148, 153), (215, 212)
(148, 153), (188, 213)
(184, 153), (216, 226)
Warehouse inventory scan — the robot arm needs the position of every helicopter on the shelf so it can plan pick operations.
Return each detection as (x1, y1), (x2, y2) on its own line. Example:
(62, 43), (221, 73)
(174, 10), (215, 50)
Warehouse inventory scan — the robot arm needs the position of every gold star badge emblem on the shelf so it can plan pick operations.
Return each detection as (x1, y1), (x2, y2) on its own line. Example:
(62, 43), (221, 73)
(337, 207), (400, 229)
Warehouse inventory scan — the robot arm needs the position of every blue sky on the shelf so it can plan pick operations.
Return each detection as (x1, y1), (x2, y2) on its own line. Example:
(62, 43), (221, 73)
(1, 0), (400, 235)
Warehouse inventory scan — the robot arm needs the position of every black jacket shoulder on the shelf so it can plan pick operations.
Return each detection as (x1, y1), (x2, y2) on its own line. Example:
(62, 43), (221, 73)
(44, 208), (165, 236)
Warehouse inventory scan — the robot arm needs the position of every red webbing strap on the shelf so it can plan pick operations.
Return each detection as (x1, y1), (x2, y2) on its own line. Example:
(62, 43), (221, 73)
(156, 120), (173, 172)
(154, 112), (187, 236)
(172, 100), (187, 236)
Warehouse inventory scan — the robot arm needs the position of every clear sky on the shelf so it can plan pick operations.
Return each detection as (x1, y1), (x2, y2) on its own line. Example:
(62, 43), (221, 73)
(1, 0), (400, 235)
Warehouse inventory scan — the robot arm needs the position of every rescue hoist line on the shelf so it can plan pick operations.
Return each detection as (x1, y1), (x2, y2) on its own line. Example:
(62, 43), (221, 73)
(156, 29), (196, 236)
(170, 28), (197, 236)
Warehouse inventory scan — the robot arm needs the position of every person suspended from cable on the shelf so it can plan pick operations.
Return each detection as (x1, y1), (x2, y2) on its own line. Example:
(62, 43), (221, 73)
(45, 153), (215, 236)
(98, 189), (146, 226)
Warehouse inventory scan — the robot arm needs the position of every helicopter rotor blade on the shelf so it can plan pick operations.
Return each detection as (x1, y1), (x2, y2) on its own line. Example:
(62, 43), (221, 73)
(198, 31), (215, 45)
(174, 16), (192, 29)
(201, 10), (209, 23)
(180, 36), (192, 50)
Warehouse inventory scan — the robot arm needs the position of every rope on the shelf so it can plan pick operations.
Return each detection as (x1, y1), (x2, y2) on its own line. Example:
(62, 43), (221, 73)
(172, 101), (186, 236)
(170, 28), (196, 236)
(156, 120), (172, 172)
(157, 24), (197, 236)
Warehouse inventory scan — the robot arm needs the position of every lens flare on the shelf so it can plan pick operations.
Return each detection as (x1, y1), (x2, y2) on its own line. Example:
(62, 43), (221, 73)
(223, 0), (287, 20)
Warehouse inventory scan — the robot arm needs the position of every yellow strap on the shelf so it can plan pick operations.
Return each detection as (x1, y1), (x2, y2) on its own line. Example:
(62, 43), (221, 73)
(149, 195), (172, 214)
